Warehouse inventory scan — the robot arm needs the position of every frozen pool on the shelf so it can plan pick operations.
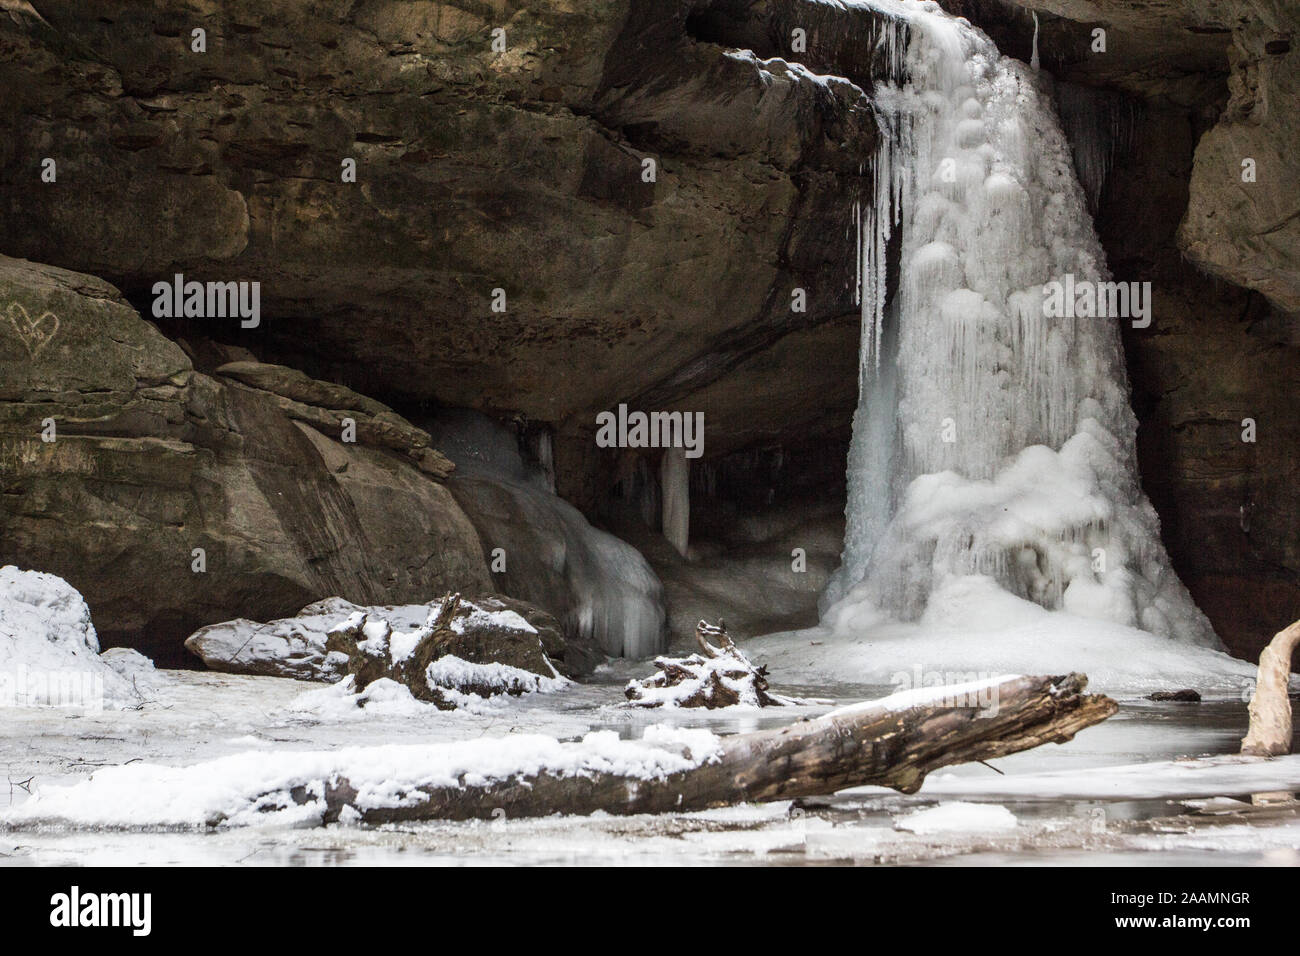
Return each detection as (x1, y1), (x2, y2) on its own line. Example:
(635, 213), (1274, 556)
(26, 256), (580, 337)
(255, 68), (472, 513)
(0, 667), (1296, 866)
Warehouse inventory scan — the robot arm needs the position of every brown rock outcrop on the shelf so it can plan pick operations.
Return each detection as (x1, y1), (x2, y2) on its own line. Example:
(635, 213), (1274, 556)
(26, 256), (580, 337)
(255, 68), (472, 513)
(0, 253), (489, 664)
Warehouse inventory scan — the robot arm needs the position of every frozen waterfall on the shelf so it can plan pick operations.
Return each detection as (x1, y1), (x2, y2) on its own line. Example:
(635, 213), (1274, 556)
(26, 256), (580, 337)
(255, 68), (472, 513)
(824, 1), (1218, 649)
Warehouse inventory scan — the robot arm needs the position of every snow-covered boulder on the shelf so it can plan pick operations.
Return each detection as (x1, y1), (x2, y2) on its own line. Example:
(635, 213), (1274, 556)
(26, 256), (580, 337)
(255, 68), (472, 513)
(325, 593), (566, 709)
(0, 566), (154, 709)
(183, 600), (354, 681)
(186, 593), (569, 704)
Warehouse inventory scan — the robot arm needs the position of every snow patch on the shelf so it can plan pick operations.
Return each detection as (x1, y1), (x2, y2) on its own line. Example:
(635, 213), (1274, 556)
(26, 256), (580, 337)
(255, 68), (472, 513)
(749, 588), (1258, 695)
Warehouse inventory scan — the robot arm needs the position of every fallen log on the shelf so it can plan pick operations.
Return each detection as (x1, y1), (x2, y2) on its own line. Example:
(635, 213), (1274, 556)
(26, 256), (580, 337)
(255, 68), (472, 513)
(305, 672), (1116, 824)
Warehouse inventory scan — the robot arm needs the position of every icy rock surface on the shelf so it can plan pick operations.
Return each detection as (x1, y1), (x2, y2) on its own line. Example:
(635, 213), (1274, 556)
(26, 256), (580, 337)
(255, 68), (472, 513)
(827, 1), (1216, 650)
(432, 410), (666, 659)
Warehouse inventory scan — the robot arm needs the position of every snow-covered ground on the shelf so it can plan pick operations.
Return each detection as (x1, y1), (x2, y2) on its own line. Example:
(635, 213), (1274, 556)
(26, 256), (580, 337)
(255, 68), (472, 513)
(746, 583), (1264, 696)
(2, 660), (1297, 866)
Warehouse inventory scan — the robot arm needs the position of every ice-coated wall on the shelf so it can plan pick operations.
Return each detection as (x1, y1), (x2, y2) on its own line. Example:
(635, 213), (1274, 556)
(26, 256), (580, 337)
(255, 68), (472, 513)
(430, 411), (667, 659)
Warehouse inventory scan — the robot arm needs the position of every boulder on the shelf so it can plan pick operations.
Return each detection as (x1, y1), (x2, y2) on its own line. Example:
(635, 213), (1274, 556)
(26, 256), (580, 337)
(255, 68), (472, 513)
(0, 254), (490, 664)
(323, 593), (566, 709)
(186, 593), (579, 688)
(0, 564), (153, 708)
(213, 359), (457, 477)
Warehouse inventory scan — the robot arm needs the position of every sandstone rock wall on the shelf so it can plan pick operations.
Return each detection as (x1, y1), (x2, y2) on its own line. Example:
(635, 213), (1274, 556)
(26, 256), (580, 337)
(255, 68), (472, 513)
(1, 0), (1295, 662)
(0, 0), (870, 452)
(0, 254), (490, 663)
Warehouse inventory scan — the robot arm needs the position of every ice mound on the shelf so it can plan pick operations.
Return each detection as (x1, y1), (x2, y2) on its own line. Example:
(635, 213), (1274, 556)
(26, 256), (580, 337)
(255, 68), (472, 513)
(287, 676), (442, 720)
(0, 566), (155, 709)
(810, 0), (1226, 687)
(749, 576), (1258, 696)
(839, 429), (1216, 646)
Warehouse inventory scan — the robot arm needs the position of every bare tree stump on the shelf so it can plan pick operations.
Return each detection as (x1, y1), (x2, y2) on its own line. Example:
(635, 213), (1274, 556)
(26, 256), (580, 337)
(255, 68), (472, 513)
(1241, 619), (1300, 757)
(626, 620), (790, 708)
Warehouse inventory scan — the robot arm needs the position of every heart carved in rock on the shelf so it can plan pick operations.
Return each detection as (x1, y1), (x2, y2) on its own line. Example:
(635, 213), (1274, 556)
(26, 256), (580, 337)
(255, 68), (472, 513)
(6, 301), (60, 357)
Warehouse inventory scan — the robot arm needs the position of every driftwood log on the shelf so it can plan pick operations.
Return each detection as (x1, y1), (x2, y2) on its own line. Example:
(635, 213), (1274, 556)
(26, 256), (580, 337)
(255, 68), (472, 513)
(1241, 618), (1300, 757)
(293, 672), (1116, 823)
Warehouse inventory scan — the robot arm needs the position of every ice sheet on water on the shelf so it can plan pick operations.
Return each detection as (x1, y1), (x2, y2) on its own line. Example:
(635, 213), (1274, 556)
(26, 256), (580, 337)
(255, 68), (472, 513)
(894, 801), (1018, 833)
(892, 754), (1300, 802)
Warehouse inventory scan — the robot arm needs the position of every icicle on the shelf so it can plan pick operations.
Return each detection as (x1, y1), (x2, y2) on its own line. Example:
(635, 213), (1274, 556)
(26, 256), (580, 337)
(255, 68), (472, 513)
(534, 428), (556, 493)
(660, 448), (690, 558)
(1030, 11), (1040, 71)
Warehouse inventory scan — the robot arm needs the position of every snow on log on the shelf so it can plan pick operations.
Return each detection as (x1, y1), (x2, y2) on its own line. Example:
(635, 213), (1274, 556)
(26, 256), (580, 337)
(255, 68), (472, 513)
(296, 672), (1116, 823)
(1241, 619), (1300, 757)
(1, 673), (1117, 828)
(626, 619), (794, 708)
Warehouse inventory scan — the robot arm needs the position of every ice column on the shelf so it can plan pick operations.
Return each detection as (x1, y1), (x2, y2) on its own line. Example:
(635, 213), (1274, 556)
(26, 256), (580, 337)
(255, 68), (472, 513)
(661, 448), (690, 557)
(828, 0), (1218, 648)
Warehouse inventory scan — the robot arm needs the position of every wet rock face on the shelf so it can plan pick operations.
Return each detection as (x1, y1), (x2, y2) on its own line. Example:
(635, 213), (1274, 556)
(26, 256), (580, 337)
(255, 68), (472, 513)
(0, 0), (871, 451)
(0, 254), (491, 665)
